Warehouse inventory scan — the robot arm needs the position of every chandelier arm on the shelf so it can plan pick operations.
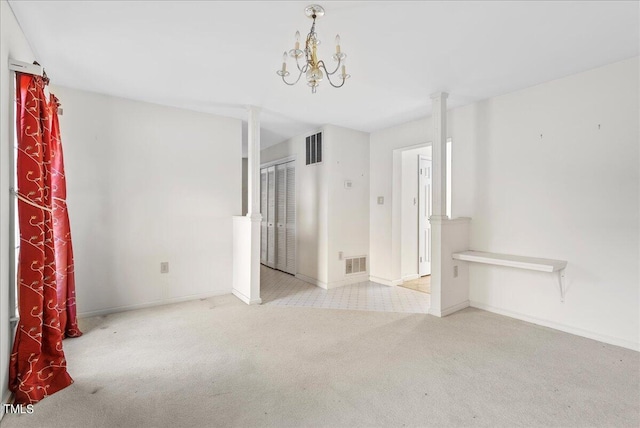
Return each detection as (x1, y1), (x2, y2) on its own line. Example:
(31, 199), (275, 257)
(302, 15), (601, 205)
(295, 55), (305, 72)
(318, 59), (341, 76)
(282, 67), (305, 86)
(318, 62), (346, 88)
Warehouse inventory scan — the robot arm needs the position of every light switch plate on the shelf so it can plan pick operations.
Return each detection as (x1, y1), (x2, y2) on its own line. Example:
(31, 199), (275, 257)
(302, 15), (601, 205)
(377, 196), (384, 205)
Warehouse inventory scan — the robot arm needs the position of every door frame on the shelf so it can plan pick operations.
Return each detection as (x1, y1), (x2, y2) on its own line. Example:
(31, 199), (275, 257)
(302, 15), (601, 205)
(260, 155), (296, 170)
(392, 142), (431, 284)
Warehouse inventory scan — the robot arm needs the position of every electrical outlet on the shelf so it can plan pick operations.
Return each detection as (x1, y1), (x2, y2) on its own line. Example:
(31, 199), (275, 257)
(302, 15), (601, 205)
(160, 262), (169, 274)
(453, 265), (458, 278)
(377, 196), (384, 205)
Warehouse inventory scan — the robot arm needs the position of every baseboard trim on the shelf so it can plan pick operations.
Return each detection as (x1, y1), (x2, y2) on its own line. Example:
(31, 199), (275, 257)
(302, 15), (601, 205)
(326, 273), (370, 289)
(232, 289), (262, 305)
(295, 273), (328, 290)
(401, 274), (420, 282)
(470, 301), (640, 352)
(429, 300), (470, 317)
(78, 290), (233, 318)
(369, 276), (402, 287)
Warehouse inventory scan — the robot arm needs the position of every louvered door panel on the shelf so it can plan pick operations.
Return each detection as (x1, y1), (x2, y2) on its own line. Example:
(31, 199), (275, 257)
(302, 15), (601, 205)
(260, 168), (268, 264)
(285, 162), (296, 274)
(266, 166), (276, 268)
(276, 164), (287, 271)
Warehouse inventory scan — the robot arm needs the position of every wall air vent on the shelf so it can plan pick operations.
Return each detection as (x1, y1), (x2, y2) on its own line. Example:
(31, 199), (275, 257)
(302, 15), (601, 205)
(305, 132), (322, 165)
(345, 256), (367, 275)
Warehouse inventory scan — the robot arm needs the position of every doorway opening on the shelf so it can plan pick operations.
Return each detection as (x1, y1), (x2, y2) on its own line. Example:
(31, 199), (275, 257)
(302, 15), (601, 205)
(396, 139), (451, 295)
(398, 145), (432, 294)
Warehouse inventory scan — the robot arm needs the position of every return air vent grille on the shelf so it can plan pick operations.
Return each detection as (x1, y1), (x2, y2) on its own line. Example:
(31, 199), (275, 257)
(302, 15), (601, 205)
(305, 132), (322, 165)
(345, 256), (367, 275)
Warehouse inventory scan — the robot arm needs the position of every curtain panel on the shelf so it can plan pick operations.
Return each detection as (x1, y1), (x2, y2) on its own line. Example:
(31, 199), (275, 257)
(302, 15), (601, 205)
(9, 72), (81, 405)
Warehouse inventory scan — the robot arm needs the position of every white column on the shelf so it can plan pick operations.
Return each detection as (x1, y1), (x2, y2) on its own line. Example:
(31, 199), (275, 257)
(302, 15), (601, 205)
(428, 92), (471, 317)
(429, 91), (448, 317)
(430, 92), (448, 219)
(247, 106), (261, 219)
(232, 106), (262, 305)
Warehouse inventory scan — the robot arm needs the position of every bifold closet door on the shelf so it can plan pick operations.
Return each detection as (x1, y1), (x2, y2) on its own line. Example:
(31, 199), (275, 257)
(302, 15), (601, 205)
(284, 161), (296, 274)
(276, 164), (287, 272)
(266, 166), (276, 268)
(260, 168), (268, 264)
(275, 161), (296, 274)
(261, 161), (295, 273)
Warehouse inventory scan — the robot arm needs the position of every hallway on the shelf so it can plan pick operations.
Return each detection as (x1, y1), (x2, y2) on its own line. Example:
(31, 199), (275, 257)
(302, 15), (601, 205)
(260, 266), (430, 314)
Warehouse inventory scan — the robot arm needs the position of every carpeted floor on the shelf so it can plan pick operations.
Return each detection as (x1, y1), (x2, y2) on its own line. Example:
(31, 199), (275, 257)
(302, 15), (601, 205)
(1, 294), (638, 428)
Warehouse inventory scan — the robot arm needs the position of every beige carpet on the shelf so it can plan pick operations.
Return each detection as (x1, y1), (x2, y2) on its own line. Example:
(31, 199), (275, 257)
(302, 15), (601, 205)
(1, 294), (638, 428)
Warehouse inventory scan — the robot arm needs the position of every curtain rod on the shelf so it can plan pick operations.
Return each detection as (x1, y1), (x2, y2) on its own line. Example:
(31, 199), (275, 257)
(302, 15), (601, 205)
(8, 59), (43, 76)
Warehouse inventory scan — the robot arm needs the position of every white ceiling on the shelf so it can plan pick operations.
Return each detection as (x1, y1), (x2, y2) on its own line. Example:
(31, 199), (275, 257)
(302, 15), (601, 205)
(8, 1), (639, 151)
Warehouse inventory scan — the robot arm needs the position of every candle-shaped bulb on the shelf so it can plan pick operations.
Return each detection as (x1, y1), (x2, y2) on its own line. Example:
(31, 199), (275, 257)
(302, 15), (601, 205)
(295, 30), (301, 50)
(281, 51), (288, 72)
(341, 58), (349, 79)
(335, 34), (341, 54)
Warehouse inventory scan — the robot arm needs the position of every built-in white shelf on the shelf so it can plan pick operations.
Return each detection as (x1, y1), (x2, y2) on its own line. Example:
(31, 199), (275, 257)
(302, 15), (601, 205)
(452, 250), (568, 301)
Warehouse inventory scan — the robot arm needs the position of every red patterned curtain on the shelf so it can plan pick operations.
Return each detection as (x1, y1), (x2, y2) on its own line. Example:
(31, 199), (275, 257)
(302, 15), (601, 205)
(50, 93), (82, 339)
(9, 72), (81, 405)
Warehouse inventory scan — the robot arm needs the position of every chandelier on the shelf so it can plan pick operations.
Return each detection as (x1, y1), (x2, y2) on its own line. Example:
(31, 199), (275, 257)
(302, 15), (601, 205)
(277, 4), (350, 94)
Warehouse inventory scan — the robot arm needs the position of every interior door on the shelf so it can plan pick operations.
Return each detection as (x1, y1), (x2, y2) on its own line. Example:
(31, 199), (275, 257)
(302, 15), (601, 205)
(284, 161), (296, 274)
(418, 156), (432, 276)
(260, 168), (268, 264)
(261, 160), (296, 273)
(266, 166), (276, 268)
(275, 164), (287, 271)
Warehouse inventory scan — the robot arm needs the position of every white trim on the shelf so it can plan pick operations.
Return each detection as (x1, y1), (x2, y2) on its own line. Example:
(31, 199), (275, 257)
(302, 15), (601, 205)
(401, 274), (420, 282)
(369, 275), (402, 287)
(295, 273), (328, 289)
(260, 155), (296, 169)
(470, 301), (640, 352)
(232, 289), (262, 305)
(77, 290), (232, 318)
(431, 300), (470, 317)
(326, 272), (369, 289)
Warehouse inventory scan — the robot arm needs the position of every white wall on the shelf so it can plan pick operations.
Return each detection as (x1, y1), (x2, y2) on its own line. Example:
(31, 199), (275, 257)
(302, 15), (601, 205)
(52, 86), (242, 316)
(459, 57), (639, 350)
(261, 129), (328, 284)
(261, 125), (370, 288)
(370, 119), (433, 283)
(325, 125), (370, 287)
(401, 146), (431, 279)
(371, 57), (639, 350)
(0, 0), (36, 409)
